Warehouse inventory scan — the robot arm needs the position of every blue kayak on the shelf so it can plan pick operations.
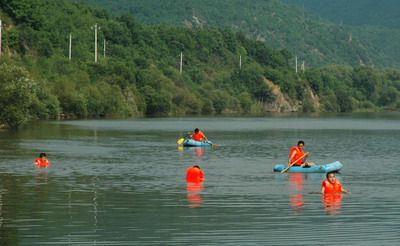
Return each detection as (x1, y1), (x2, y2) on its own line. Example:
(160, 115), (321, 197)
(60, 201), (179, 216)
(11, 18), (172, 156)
(273, 161), (343, 173)
(183, 139), (213, 147)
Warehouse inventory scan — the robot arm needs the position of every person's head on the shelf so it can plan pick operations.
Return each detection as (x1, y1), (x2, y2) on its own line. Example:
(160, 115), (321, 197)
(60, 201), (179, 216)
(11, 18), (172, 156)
(193, 165), (201, 169)
(297, 140), (305, 149)
(194, 128), (200, 133)
(326, 172), (336, 183)
(39, 153), (47, 159)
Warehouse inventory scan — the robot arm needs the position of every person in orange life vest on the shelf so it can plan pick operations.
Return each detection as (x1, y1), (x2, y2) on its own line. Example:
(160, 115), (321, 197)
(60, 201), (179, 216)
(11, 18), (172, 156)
(186, 165), (204, 183)
(190, 128), (208, 142)
(34, 152), (50, 168)
(321, 172), (350, 194)
(288, 140), (315, 168)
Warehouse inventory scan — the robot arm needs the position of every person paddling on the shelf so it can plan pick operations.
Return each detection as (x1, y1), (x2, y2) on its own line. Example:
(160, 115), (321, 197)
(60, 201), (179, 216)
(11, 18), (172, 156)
(281, 140), (314, 173)
(321, 172), (350, 194)
(289, 140), (314, 167)
(190, 128), (208, 142)
(34, 153), (50, 169)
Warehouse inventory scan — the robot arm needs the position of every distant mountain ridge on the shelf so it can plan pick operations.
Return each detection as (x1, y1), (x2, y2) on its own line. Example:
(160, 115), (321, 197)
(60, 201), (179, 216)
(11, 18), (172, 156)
(283, 0), (400, 70)
(78, 0), (392, 68)
(284, 0), (400, 29)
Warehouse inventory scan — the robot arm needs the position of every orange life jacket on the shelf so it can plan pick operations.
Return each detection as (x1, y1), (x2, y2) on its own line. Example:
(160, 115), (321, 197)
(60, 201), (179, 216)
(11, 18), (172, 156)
(34, 158), (50, 168)
(289, 146), (305, 166)
(322, 179), (342, 193)
(192, 131), (205, 141)
(186, 166), (204, 183)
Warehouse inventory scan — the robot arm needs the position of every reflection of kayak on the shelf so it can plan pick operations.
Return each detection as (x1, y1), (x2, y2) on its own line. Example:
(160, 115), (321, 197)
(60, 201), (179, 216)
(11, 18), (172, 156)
(183, 139), (213, 147)
(273, 161), (343, 173)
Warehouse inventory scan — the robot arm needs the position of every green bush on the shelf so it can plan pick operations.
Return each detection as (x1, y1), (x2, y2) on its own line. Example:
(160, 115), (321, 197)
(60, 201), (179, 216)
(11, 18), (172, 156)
(0, 63), (58, 128)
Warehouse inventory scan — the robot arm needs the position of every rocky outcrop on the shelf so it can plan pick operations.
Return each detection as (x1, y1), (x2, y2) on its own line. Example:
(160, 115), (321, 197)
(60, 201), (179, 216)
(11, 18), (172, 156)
(261, 78), (320, 112)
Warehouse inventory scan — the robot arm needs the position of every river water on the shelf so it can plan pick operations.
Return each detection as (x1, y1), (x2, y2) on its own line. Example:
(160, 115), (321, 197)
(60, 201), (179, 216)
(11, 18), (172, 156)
(0, 114), (399, 245)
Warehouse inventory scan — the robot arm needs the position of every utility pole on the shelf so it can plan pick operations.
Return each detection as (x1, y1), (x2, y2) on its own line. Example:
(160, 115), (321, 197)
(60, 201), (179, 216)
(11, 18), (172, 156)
(180, 52), (183, 74)
(295, 56), (298, 73)
(91, 24), (99, 63)
(95, 24), (98, 63)
(69, 33), (72, 61)
(103, 38), (106, 58)
(0, 20), (2, 57)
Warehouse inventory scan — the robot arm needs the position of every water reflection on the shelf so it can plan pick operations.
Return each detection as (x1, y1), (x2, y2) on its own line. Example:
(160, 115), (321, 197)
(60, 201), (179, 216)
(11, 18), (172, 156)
(322, 193), (342, 215)
(68, 184), (72, 244)
(0, 189), (3, 229)
(193, 147), (204, 157)
(33, 171), (50, 215)
(177, 146), (205, 158)
(92, 176), (99, 245)
(186, 182), (203, 208)
(34, 170), (49, 190)
(92, 176), (99, 232)
(288, 173), (305, 213)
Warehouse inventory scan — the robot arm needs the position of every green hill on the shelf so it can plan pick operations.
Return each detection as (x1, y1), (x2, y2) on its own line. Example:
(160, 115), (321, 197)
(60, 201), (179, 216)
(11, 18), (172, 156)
(78, 0), (388, 68)
(0, 0), (399, 128)
(284, 0), (400, 28)
(284, 0), (400, 71)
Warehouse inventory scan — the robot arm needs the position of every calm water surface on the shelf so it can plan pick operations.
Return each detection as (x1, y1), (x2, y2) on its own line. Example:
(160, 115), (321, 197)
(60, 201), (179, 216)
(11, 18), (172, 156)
(1, 114), (400, 245)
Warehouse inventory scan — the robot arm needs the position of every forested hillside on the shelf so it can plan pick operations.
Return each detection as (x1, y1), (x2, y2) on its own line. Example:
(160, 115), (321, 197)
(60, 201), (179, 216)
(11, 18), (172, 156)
(79, 0), (388, 68)
(0, 0), (399, 129)
(284, 0), (400, 72)
(284, 0), (400, 28)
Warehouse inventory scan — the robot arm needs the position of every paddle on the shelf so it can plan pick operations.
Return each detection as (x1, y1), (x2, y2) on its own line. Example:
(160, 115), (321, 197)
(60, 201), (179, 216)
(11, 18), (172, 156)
(177, 138), (185, 145)
(280, 152), (309, 174)
(205, 140), (217, 148)
(177, 132), (193, 145)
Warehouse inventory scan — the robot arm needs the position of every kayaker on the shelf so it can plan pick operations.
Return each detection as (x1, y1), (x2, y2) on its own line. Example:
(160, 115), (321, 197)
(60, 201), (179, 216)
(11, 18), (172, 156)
(190, 128), (208, 142)
(34, 152), (50, 168)
(288, 140), (315, 168)
(186, 165), (204, 183)
(321, 172), (350, 194)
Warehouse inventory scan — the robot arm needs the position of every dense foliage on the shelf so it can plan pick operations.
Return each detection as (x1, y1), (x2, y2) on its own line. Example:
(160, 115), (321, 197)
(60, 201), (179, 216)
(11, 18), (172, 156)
(80, 0), (399, 68)
(0, 63), (60, 128)
(284, 0), (400, 72)
(0, 0), (399, 128)
(284, 0), (400, 29)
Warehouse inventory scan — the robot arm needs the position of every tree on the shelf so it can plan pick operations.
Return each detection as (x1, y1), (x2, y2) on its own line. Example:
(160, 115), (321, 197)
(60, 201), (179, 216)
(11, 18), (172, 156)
(0, 64), (39, 128)
(352, 66), (379, 99)
(378, 86), (398, 106)
(140, 86), (171, 116)
(336, 88), (353, 112)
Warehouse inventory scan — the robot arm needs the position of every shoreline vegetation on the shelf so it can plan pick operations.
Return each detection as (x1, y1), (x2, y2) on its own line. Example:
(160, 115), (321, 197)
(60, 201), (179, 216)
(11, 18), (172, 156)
(0, 0), (399, 129)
